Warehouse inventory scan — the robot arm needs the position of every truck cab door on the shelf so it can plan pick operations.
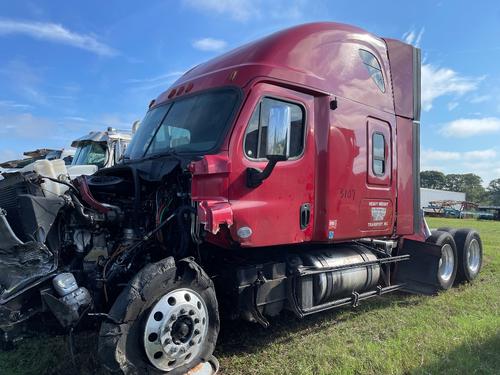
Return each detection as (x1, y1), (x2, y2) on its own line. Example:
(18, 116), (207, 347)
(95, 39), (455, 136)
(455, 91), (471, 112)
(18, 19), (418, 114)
(228, 84), (315, 247)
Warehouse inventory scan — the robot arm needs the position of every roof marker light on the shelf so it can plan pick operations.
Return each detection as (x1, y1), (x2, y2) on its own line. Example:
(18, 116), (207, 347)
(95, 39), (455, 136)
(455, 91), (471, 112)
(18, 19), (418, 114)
(229, 70), (238, 81)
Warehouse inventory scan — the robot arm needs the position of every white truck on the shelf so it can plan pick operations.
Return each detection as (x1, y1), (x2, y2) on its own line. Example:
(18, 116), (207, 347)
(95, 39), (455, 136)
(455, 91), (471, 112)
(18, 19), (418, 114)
(67, 127), (132, 179)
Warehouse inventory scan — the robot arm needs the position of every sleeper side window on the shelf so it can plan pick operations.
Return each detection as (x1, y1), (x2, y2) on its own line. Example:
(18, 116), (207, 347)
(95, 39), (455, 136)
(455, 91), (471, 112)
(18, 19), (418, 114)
(359, 49), (386, 93)
(244, 98), (305, 160)
(372, 132), (386, 176)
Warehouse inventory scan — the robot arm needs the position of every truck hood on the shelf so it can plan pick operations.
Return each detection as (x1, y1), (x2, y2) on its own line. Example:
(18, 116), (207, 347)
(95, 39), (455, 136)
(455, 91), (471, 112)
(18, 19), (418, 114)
(67, 164), (99, 179)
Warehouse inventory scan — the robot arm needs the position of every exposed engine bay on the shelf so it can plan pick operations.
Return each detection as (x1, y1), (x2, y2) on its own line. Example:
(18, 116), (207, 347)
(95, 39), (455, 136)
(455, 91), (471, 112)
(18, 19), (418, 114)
(0, 157), (199, 336)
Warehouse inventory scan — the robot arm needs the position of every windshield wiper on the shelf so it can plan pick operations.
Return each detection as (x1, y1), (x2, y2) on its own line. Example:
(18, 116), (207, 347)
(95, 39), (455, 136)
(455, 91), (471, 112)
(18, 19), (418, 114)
(140, 148), (185, 163)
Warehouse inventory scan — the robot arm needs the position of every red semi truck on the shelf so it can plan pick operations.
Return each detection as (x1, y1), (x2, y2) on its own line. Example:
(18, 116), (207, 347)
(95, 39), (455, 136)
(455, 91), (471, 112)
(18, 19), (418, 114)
(0, 23), (483, 374)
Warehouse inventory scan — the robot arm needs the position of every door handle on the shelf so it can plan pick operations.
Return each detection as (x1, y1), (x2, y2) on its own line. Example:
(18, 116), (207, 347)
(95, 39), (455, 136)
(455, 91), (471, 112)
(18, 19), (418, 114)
(300, 203), (311, 230)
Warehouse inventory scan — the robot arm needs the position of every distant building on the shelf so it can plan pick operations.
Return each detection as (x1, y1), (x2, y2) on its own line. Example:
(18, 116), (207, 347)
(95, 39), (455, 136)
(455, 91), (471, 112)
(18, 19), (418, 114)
(420, 188), (466, 208)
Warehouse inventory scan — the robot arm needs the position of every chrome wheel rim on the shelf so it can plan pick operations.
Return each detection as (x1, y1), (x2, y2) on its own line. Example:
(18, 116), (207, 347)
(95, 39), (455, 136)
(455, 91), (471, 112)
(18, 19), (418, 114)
(467, 239), (481, 274)
(438, 244), (454, 282)
(143, 288), (209, 372)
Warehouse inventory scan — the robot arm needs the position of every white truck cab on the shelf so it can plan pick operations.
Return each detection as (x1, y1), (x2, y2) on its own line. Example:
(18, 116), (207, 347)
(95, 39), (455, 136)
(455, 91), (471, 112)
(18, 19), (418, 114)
(67, 127), (132, 179)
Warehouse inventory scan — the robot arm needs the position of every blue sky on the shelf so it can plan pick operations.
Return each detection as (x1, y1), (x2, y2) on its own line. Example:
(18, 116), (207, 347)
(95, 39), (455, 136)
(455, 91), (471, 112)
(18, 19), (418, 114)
(0, 0), (499, 184)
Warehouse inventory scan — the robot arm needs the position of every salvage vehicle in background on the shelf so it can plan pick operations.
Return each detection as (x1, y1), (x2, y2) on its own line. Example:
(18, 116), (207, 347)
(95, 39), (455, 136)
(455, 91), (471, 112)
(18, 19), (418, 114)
(0, 148), (74, 172)
(67, 127), (133, 179)
(0, 23), (483, 374)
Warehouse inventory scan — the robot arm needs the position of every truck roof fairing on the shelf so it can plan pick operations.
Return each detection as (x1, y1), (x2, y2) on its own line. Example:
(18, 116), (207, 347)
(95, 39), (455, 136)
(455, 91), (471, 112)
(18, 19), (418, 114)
(156, 22), (406, 115)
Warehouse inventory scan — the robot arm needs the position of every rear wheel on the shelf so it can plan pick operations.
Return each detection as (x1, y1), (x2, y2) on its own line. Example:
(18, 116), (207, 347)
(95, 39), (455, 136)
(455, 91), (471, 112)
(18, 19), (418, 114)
(452, 229), (483, 283)
(427, 231), (458, 290)
(436, 227), (457, 236)
(98, 257), (219, 374)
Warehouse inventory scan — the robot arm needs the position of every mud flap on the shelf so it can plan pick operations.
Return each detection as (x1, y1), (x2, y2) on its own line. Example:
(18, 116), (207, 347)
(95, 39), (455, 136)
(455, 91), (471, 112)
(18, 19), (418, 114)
(394, 239), (442, 295)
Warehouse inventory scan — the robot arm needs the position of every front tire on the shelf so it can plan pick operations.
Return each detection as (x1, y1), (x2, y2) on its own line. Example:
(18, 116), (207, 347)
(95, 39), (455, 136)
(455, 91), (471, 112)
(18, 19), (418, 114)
(98, 257), (219, 374)
(427, 231), (458, 290)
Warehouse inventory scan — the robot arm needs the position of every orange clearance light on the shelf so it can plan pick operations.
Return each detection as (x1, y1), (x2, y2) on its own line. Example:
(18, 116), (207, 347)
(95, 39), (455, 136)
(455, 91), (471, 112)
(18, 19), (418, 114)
(185, 82), (193, 93)
(168, 89), (176, 98)
(177, 85), (185, 95)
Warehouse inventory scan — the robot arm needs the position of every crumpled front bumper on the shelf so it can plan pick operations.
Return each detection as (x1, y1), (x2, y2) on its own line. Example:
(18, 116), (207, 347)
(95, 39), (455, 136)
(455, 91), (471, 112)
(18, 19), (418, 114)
(0, 210), (55, 305)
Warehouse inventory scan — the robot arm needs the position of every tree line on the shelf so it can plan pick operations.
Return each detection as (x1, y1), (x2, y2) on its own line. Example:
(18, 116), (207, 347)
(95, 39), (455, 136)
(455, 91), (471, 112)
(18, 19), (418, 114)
(420, 171), (500, 205)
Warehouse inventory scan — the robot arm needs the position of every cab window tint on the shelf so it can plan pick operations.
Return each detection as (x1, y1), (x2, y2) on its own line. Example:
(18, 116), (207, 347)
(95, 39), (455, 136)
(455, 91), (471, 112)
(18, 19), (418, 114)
(372, 132), (386, 175)
(359, 49), (385, 93)
(244, 98), (304, 159)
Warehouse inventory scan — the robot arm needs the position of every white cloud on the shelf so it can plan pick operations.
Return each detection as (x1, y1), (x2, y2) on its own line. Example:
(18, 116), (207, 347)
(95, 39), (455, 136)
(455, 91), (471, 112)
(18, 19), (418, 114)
(126, 71), (185, 84)
(402, 27), (483, 112)
(183, 0), (306, 22)
(403, 27), (425, 47)
(463, 149), (497, 160)
(470, 94), (491, 104)
(192, 38), (227, 52)
(126, 71), (185, 91)
(0, 113), (57, 137)
(183, 0), (259, 21)
(0, 60), (47, 105)
(421, 148), (500, 185)
(421, 149), (461, 162)
(94, 113), (138, 131)
(0, 19), (117, 56)
(441, 117), (500, 137)
(0, 100), (32, 110)
(0, 149), (19, 163)
(64, 116), (88, 122)
(422, 148), (498, 162)
(421, 64), (482, 111)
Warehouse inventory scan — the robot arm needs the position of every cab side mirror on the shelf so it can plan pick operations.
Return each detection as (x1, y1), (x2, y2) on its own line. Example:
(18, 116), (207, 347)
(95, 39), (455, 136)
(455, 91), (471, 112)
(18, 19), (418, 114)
(114, 140), (128, 164)
(247, 106), (291, 188)
(266, 106), (291, 162)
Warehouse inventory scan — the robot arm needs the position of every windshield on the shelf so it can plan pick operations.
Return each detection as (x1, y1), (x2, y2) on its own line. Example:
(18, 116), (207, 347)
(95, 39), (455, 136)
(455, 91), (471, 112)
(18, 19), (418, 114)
(124, 88), (239, 160)
(72, 142), (108, 168)
(45, 150), (62, 160)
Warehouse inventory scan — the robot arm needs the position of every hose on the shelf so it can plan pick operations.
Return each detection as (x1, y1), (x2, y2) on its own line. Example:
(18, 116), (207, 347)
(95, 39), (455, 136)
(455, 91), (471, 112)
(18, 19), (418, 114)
(39, 175), (80, 196)
(175, 206), (195, 258)
(69, 192), (94, 224)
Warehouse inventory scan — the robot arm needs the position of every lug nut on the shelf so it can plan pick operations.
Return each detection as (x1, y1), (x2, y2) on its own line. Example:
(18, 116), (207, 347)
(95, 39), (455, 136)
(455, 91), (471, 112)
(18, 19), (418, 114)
(194, 318), (200, 324)
(189, 310), (195, 316)
(180, 308), (186, 315)
(189, 340), (195, 347)
(170, 314), (177, 321)
(194, 329), (200, 336)
(169, 347), (177, 354)
(179, 347), (186, 354)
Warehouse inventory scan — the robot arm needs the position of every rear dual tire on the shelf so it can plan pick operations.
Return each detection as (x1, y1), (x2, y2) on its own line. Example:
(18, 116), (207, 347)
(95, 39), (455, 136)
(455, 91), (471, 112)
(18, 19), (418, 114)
(436, 228), (483, 284)
(427, 231), (458, 290)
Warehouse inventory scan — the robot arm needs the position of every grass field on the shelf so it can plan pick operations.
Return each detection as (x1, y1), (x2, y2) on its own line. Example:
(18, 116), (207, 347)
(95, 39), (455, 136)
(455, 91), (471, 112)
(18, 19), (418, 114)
(1, 218), (499, 375)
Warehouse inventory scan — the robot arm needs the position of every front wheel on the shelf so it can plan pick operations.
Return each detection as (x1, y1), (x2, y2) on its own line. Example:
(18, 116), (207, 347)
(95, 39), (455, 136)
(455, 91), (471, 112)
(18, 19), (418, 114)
(98, 257), (219, 374)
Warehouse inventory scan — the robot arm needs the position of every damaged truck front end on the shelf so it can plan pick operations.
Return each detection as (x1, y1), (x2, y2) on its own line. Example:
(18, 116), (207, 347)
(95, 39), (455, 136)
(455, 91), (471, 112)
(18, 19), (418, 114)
(0, 86), (240, 373)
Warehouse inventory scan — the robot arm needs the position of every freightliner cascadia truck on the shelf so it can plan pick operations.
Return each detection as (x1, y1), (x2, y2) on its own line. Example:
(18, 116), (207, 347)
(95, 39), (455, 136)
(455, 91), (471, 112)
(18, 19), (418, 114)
(0, 23), (483, 374)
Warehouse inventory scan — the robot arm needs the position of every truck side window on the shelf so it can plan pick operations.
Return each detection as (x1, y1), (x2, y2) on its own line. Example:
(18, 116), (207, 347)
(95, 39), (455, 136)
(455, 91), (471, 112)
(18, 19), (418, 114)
(244, 98), (305, 159)
(359, 49), (385, 93)
(372, 132), (386, 175)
